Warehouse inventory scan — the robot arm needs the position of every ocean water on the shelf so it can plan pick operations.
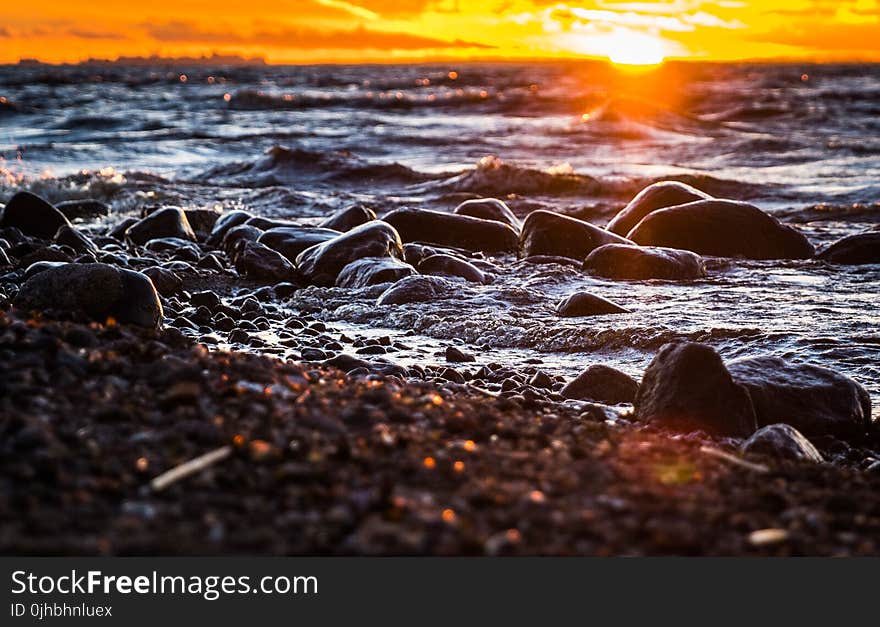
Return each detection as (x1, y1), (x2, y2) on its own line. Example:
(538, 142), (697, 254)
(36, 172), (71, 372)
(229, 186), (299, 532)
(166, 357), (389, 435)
(1, 61), (878, 416)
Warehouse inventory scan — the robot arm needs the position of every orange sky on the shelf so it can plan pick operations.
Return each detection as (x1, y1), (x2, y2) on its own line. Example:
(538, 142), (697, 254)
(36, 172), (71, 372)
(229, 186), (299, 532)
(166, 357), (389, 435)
(2, 1), (880, 64)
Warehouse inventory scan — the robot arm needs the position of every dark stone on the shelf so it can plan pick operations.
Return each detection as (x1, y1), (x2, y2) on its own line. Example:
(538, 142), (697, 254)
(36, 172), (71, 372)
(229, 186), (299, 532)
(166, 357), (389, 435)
(402, 243), (460, 267)
(519, 210), (630, 260)
(635, 342), (758, 437)
(191, 290), (222, 311)
(143, 237), (202, 256)
(606, 181), (711, 236)
(520, 255), (583, 267)
(321, 205), (377, 232)
(232, 241), (297, 283)
(561, 365), (639, 404)
(221, 225), (263, 255)
(727, 356), (873, 439)
(296, 221), (404, 287)
(183, 209), (221, 241)
(141, 266), (183, 295)
(376, 275), (458, 306)
(108, 217), (138, 241)
(817, 232), (880, 265)
(454, 198), (520, 230)
(207, 210), (252, 246)
(126, 207), (196, 246)
(335, 256), (416, 288)
(445, 346), (476, 363)
(22, 260), (67, 280)
(56, 198), (110, 221)
(258, 226), (341, 262)
(18, 245), (73, 267)
(14, 262), (163, 328)
(556, 292), (628, 317)
(245, 216), (299, 230)
(583, 243), (706, 280)
(741, 424), (823, 463)
(419, 253), (490, 284)
(0, 191), (71, 239)
(54, 225), (96, 254)
(383, 208), (518, 253)
(197, 254), (225, 272)
(529, 370), (553, 389)
(627, 199), (815, 260)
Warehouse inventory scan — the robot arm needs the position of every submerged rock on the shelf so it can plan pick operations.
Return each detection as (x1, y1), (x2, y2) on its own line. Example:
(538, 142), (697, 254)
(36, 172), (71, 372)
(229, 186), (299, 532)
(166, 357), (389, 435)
(556, 292), (628, 317)
(635, 342), (758, 437)
(817, 232), (880, 265)
(453, 198), (521, 230)
(419, 253), (491, 284)
(321, 205), (377, 232)
(232, 241), (297, 283)
(627, 199), (815, 259)
(727, 356), (872, 439)
(376, 275), (458, 306)
(54, 225), (97, 254)
(297, 221), (404, 287)
(14, 262), (162, 327)
(336, 256), (416, 288)
(207, 210), (252, 246)
(519, 210), (630, 260)
(258, 226), (341, 262)
(126, 207), (196, 246)
(606, 181), (711, 236)
(561, 365), (639, 404)
(741, 424), (823, 463)
(583, 243), (706, 280)
(383, 208), (518, 253)
(0, 191), (71, 239)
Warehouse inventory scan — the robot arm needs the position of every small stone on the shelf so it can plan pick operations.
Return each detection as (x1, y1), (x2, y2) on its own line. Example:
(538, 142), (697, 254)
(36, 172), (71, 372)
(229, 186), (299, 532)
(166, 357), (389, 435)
(445, 346), (476, 363)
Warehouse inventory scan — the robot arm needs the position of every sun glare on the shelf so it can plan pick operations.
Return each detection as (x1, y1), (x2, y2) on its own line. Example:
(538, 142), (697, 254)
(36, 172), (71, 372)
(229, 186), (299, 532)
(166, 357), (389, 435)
(605, 31), (666, 67)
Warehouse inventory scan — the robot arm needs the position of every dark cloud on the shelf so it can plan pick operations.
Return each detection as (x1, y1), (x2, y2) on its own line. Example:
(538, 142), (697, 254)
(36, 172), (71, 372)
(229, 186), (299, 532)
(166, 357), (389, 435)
(69, 29), (126, 40)
(0, 27), (12, 38)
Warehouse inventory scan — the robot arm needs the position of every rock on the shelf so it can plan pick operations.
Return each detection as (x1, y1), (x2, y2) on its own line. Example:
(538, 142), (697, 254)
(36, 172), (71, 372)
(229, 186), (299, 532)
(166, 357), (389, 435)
(453, 198), (520, 230)
(258, 226), (341, 262)
(583, 243), (706, 280)
(191, 290), (222, 311)
(419, 253), (490, 284)
(556, 292), (628, 317)
(561, 365), (639, 404)
(817, 232), (880, 265)
(335, 256), (416, 288)
(519, 210), (630, 260)
(0, 191), (71, 239)
(321, 205), (377, 232)
(627, 200), (815, 259)
(108, 218), (138, 241)
(183, 209), (221, 240)
(53, 225), (97, 254)
(221, 225), (264, 255)
(402, 243), (459, 267)
(245, 217), (299, 230)
(126, 207), (196, 246)
(376, 275), (458, 306)
(231, 241), (297, 283)
(606, 181), (711, 236)
(296, 221), (404, 287)
(445, 346), (476, 363)
(141, 266), (183, 295)
(741, 424), (823, 463)
(727, 356), (872, 439)
(56, 198), (110, 221)
(14, 262), (162, 327)
(207, 210), (252, 246)
(383, 208), (518, 253)
(529, 370), (553, 389)
(143, 237), (202, 256)
(22, 260), (67, 279)
(634, 342), (758, 437)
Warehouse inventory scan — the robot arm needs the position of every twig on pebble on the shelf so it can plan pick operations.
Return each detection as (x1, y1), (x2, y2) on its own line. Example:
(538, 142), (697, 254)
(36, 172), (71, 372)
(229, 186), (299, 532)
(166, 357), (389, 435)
(150, 445), (233, 492)
(700, 446), (770, 474)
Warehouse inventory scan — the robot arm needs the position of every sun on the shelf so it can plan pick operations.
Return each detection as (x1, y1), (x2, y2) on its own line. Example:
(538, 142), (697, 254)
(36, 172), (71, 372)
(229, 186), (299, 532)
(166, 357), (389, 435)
(604, 30), (666, 66)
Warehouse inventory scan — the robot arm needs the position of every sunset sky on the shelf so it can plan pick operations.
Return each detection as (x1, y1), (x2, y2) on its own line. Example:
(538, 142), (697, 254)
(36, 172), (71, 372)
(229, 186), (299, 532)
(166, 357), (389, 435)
(2, 1), (880, 64)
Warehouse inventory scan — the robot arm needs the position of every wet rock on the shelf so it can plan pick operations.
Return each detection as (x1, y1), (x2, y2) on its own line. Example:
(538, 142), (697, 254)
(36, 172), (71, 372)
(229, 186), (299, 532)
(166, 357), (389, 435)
(141, 267), (183, 296)
(519, 210), (630, 260)
(556, 292), (628, 317)
(627, 200), (815, 260)
(402, 243), (459, 267)
(207, 210), (252, 246)
(296, 221), (404, 287)
(54, 225), (97, 254)
(321, 205), (377, 232)
(335, 256), (416, 288)
(741, 424), (823, 463)
(635, 342), (758, 437)
(817, 232), (880, 265)
(727, 356), (873, 439)
(383, 208), (518, 253)
(183, 209), (221, 241)
(197, 254), (225, 272)
(191, 290), (222, 311)
(23, 260), (67, 279)
(583, 243), (706, 280)
(606, 181), (711, 236)
(0, 191), (71, 239)
(14, 262), (162, 327)
(520, 255), (582, 267)
(529, 370), (553, 389)
(445, 346), (476, 363)
(232, 241), (297, 283)
(245, 217), (299, 230)
(221, 224), (263, 255)
(126, 207), (196, 246)
(143, 237), (201, 256)
(561, 365), (639, 404)
(19, 245), (73, 267)
(419, 253), (491, 284)
(454, 198), (520, 230)
(56, 198), (110, 221)
(108, 217), (138, 241)
(258, 226), (341, 262)
(376, 275), (458, 306)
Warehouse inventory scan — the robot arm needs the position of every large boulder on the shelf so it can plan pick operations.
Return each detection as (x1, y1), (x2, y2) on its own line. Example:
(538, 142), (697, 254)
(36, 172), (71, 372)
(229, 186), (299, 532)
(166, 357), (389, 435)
(606, 181), (711, 236)
(583, 243), (706, 280)
(126, 207), (196, 245)
(0, 191), (71, 239)
(296, 221), (403, 287)
(817, 232), (880, 265)
(376, 275), (458, 306)
(321, 205), (377, 232)
(741, 424), (823, 463)
(453, 198), (520, 230)
(232, 241), (297, 283)
(14, 262), (163, 327)
(258, 226), (341, 262)
(561, 365), (639, 404)
(519, 210), (630, 260)
(556, 292), (628, 317)
(336, 257), (416, 288)
(419, 253), (491, 284)
(635, 342), (758, 437)
(207, 210), (252, 246)
(627, 200), (815, 259)
(383, 208), (518, 253)
(727, 356), (872, 439)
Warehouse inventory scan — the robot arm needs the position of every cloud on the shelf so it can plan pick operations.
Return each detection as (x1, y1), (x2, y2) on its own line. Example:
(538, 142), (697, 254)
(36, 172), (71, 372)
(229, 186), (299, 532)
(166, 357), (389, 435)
(0, 27), (11, 38)
(68, 29), (126, 40)
(750, 21), (880, 51)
